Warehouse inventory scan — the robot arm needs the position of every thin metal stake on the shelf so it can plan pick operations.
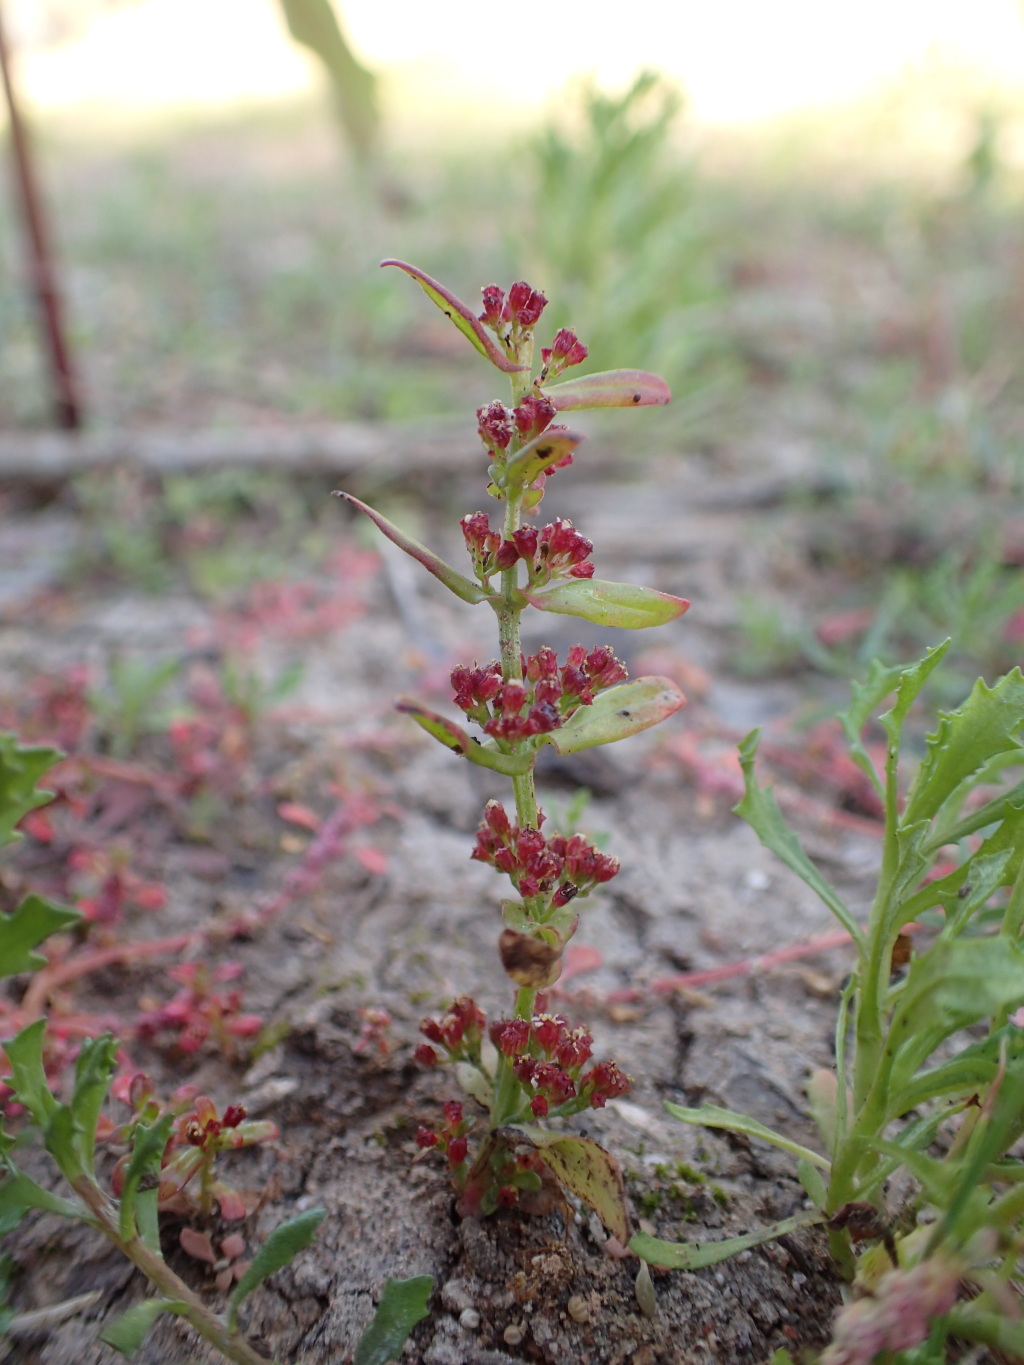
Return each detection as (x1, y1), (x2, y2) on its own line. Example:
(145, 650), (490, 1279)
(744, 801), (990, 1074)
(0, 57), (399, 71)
(0, 1), (81, 429)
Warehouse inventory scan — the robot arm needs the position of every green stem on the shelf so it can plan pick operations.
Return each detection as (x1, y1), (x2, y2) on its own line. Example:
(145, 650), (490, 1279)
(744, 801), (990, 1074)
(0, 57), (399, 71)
(70, 1176), (273, 1365)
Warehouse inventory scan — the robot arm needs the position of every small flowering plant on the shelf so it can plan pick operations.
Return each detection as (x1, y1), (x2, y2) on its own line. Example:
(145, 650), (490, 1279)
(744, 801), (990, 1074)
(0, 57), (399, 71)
(337, 261), (688, 1237)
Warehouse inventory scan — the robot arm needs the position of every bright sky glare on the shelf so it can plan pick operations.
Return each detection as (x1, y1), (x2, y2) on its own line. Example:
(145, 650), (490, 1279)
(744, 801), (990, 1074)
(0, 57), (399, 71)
(11, 0), (1024, 127)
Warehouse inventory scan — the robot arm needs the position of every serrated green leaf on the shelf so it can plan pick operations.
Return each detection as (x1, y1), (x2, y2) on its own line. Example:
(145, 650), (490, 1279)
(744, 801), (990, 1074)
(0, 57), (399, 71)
(546, 677), (685, 755)
(0, 733), (62, 848)
(904, 669), (1024, 827)
(228, 1208), (326, 1329)
(0, 894), (80, 979)
(69, 1035), (118, 1178)
(119, 1114), (174, 1251)
(101, 1297), (188, 1357)
(526, 578), (689, 629)
(630, 1210), (822, 1270)
(381, 260), (527, 373)
(542, 369), (671, 410)
(877, 641), (951, 754)
(2, 1020), (56, 1127)
(353, 1274), (433, 1365)
(734, 731), (864, 950)
(335, 492), (493, 605)
(511, 1127), (630, 1242)
(394, 700), (534, 775)
(0, 1171), (88, 1221)
(664, 1102), (831, 1169)
(499, 428), (584, 490)
(44, 1105), (83, 1180)
(837, 659), (911, 800)
(888, 938), (1024, 1092)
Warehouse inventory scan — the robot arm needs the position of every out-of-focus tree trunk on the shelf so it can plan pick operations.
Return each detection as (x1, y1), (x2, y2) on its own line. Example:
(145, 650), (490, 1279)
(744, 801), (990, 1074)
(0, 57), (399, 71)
(279, 0), (379, 162)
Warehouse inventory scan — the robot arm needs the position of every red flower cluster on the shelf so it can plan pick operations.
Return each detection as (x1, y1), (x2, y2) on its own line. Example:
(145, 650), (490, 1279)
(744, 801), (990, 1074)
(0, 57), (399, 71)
(477, 400), (514, 456)
(471, 801), (619, 902)
(460, 514), (594, 586)
(489, 1012), (630, 1115)
(540, 328), (589, 378)
(451, 646), (627, 744)
(514, 393), (557, 442)
(415, 995), (487, 1068)
(479, 281), (548, 336)
(414, 1097), (471, 1170)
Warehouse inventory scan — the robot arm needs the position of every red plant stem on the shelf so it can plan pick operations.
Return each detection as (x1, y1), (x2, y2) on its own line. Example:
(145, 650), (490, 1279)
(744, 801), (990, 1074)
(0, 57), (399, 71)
(604, 928), (857, 1004)
(0, 2), (81, 429)
(20, 931), (202, 1019)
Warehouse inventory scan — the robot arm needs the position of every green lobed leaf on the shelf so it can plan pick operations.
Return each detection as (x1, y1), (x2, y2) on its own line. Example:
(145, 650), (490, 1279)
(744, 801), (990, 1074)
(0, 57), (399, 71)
(541, 369), (671, 410)
(394, 700), (535, 775)
(545, 677), (685, 755)
(0, 733), (62, 848)
(734, 731), (865, 950)
(837, 658), (909, 800)
(630, 1211), (822, 1270)
(69, 1034), (119, 1178)
(664, 1102), (831, 1170)
(380, 260), (527, 373)
(2, 1020), (56, 1127)
(525, 578), (689, 629)
(498, 428), (585, 491)
(353, 1274), (434, 1365)
(100, 1297), (189, 1358)
(887, 938), (1024, 1094)
(228, 1208), (326, 1329)
(512, 1126), (630, 1242)
(0, 893), (81, 979)
(0, 1170), (88, 1221)
(877, 641), (951, 757)
(904, 668), (1024, 828)
(335, 492), (493, 605)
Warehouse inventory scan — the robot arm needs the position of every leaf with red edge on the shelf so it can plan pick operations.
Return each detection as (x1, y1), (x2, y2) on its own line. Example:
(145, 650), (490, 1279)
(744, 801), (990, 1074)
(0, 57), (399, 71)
(526, 579), (689, 629)
(542, 369), (671, 411)
(395, 700), (535, 776)
(334, 492), (493, 606)
(545, 677), (685, 755)
(381, 260), (527, 373)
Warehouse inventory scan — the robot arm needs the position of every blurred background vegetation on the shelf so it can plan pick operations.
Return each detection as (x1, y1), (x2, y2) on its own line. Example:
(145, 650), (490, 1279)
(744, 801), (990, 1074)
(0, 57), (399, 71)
(1, 0), (1023, 706)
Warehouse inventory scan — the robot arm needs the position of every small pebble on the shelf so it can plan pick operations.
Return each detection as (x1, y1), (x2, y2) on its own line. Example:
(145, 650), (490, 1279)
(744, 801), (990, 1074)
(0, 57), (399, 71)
(744, 869), (770, 890)
(714, 1271), (726, 1286)
(503, 1323), (525, 1346)
(459, 1308), (480, 1331)
(567, 1295), (590, 1324)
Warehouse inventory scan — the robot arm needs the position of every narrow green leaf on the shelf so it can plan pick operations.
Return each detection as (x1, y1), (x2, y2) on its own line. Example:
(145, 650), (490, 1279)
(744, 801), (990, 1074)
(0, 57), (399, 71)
(734, 731), (864, 950)
(635, 1259), (657, 1318)
(228, 1208), (326, 1329)
(546, 677), (685, 754)
(353, 1274), (433, 1365)
(2, 1020), (56, 1127)
(0, 1171), (88, 1221)
(335, 492), (493, 605)
(70, 1035), (118, 1177)
(796, 1157), (828, 1209)
(0, 733), (62, 847)
(0, 894), (80, 979)
(526, 578), (689, 629)
(394, 701), (534, 775)
(380, 260), (527, 373)
(904, 668), (1024, 827)
(947, 1304), (1024, 1358)
(511, 1126), (630, 1242)
(499, 428), (584, 491)
(664, 1102), (831, 1170)
(101, 1297), (188, 1358)
(630, 1211), (822, 1270)
(44, 1106), (83, 1180)
(877, 641), (951, 755)
(542, 369), (671, 410)
(119, 1115), (174, 1251)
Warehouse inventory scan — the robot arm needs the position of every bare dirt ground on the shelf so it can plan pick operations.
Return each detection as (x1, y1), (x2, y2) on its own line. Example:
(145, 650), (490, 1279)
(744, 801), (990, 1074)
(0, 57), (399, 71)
(0, 419), (913, 1364)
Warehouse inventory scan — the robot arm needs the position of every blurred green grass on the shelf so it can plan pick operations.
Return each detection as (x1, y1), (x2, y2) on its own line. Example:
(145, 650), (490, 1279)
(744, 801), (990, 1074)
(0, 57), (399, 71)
(3, 74), (1024, 689)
